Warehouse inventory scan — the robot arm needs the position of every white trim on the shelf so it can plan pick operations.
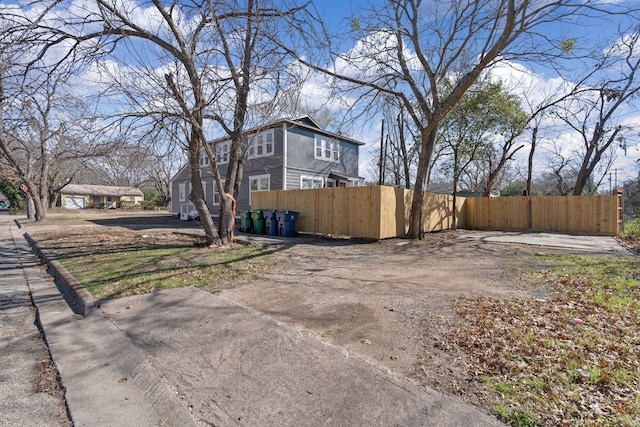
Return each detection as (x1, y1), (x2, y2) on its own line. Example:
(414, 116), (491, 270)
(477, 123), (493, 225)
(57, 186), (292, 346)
(249, 174), (270, 206)
(178, 183), (186, 202)
(283, 123), (288, 190)
(212, 179), (226, 206)
(314, 137), (340, 162)
(215, 141), (230, 164)
(200, 149), (210, 167)
(247, 130), (275, 158)
(300, 175), (324, 189)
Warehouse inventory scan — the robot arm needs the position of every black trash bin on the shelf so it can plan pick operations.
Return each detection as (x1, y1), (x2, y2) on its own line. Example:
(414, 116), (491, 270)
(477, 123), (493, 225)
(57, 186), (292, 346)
(263, 210), (278, 236)
(275, 210), (299, 237)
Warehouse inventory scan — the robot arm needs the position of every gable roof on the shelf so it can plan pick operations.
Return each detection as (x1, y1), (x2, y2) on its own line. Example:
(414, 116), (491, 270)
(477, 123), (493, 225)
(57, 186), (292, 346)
(208, 115), (366, 146)
(286, 117), (365, 146)
(290, 115), (323, 129)
(62, 184), (144, 197)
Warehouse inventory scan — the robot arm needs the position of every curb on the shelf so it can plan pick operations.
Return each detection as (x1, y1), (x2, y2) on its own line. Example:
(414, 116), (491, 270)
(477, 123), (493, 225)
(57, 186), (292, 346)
(19, 225), (97, 315)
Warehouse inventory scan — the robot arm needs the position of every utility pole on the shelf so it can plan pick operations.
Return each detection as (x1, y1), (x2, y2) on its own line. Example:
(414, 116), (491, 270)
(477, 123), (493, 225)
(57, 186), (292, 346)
(378, 119), (385, 185)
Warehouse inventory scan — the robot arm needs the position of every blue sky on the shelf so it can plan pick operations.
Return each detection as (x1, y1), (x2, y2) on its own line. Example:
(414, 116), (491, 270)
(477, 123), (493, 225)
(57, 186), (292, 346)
(4, 0), (639, 188)
(306, 0), (640, 187)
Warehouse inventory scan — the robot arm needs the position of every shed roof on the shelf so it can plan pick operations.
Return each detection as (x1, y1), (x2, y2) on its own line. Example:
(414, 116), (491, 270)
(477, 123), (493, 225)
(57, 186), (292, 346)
(62, 184), (144, 197)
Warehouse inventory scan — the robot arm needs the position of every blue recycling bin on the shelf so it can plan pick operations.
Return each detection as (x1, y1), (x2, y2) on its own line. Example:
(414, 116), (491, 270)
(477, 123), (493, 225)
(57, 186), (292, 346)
(275, 210), (299, 237)
(262, 210), (278, 236)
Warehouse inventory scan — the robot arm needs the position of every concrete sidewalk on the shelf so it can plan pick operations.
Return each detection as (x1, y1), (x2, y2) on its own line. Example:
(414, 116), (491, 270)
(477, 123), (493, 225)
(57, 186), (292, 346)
(6, 212), (506, 426)
(101, 287), (505, 426)
(2, 213), (197, 426)
(0, 214), (70, 426)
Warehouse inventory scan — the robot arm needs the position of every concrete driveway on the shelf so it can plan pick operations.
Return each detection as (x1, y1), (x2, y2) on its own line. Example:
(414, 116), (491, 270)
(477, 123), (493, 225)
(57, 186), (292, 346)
(453, 229), (626, 253)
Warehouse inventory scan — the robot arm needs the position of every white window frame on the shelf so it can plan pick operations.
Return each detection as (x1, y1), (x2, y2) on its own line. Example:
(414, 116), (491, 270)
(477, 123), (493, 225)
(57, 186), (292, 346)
(301, 176), (324, 189)
(212, 179), (226, 206)
(200, 148), (210, 167)
(315, 137), (340, 162)
(249, 174), (270, 205)
(178, 183), (186, 202)
(215, 141), (230, 164)
(247, 130), (274, 159)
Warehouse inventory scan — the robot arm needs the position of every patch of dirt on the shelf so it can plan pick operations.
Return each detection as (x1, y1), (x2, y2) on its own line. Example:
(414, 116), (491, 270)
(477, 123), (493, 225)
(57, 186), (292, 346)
(28, 211), (636, 423)
(34, 348), (65, 397)
(222, 232), (548, 409)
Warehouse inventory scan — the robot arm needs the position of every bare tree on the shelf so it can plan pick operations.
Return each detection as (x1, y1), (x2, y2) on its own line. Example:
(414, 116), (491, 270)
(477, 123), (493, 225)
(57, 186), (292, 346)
(14, 0), (314, 245)
(0, 56), (113, 220)
(292, 0), (635, 238)
(539, 30), (640, 195)
(374, 99), (418, 188)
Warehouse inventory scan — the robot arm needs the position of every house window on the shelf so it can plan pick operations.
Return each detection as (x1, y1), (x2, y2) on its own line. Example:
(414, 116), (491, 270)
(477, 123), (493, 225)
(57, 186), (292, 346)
(215, 141), (230, 164)
(315, 137), (339, 162)
(178, 183), (186, 202)
(212, 179), (226, 205)
(201, 180), (207, 201)
(301, 176), (323, 189)
(247, 131), (274, 158)
(249, 174), (270, 204)
(200, 148), (210, 167)
(348, 179), (361, 187)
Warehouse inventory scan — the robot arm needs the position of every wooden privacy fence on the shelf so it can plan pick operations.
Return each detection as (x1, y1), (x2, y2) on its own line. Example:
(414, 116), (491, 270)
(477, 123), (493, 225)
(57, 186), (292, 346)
(252, 185), (622, 239)
(252, 185), (461, 240)
(465, 190), (622, 236)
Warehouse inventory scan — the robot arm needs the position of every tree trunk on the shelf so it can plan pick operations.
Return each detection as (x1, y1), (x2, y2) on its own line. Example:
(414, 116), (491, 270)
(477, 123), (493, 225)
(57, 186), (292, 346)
(397, 113), (411, 189)
(407, 129), (436, 239)
(526, 127), (537, 197)
(188, 141), (221, 246)
(482, 143), (525, 197)
(451, 175), (458, 231)
(572, 125), (621, 196)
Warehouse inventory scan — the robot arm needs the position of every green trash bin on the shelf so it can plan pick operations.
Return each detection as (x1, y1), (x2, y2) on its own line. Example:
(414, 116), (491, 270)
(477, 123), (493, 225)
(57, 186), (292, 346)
(240, 211), (253, 233)
(251, 210), (266, 234)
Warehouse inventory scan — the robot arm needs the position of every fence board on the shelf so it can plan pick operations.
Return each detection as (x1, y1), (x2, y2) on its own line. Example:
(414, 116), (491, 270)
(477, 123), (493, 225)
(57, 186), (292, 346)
(252, 186), (620, 239)
(252, 186), (461, 239)
(466, 194), (619, 236)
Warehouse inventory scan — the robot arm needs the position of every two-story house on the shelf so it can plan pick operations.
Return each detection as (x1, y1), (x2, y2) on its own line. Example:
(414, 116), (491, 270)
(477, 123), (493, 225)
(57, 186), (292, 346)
(171, 116), (365, 218)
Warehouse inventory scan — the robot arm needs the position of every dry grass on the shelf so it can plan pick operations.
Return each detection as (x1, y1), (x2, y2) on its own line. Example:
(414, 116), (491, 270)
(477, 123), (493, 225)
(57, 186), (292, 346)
(33, 227), (276, 300)
(437, 253), (640, 426)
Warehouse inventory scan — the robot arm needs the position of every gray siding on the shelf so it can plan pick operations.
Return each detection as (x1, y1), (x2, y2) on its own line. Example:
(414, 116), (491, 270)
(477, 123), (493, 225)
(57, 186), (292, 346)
(171, 120), (362, 214)
(286, 127), (359, 177)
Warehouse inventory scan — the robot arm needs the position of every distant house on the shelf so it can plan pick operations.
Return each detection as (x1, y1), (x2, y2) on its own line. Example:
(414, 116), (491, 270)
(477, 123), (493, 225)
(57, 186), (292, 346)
(170, 116), (365, 218)
(59, 184), (144, 209)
